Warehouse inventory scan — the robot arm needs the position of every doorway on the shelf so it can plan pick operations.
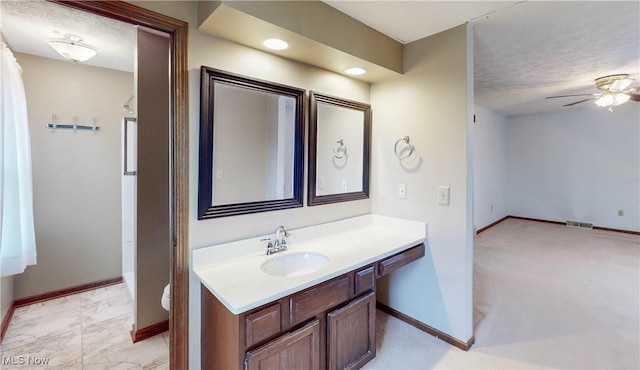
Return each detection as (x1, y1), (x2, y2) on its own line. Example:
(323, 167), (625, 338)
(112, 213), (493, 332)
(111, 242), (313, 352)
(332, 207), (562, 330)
(48, 1), (189, 368)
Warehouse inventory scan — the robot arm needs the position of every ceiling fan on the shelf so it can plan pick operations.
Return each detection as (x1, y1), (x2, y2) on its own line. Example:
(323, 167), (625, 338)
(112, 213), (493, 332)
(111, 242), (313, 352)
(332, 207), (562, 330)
(546, 74), (640, 111)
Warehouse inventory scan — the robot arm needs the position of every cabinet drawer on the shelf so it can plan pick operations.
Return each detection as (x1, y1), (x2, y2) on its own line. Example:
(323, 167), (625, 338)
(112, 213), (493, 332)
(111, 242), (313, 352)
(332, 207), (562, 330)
(378, 244), (425, 277)
(354, 266), (375, 296)
(245, 303), (281, 348)
(290, 276), (350, 326)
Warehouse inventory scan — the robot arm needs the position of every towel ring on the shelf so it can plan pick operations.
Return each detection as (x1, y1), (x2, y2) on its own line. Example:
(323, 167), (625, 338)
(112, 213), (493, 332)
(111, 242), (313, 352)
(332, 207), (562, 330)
(394, 136), (414, 159)
(333, 139), (347, 159)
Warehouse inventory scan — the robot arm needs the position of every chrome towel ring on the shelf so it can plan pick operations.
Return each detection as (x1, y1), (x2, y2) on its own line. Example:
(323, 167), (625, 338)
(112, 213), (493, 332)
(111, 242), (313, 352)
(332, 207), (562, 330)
(394, 136), (414, 159)
(333, 139), (347, 159)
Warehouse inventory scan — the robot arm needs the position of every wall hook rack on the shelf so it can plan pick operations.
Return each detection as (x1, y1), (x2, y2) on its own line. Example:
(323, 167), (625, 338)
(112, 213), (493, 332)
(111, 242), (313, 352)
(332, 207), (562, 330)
(394, 136), (414, 159)
(45, 115), (100, 131)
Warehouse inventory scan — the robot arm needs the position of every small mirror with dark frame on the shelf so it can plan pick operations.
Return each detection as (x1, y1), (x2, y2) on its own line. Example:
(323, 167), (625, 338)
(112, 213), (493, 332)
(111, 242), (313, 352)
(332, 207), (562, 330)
(198, 67), (305, 219)
(308, 91), (371, 206)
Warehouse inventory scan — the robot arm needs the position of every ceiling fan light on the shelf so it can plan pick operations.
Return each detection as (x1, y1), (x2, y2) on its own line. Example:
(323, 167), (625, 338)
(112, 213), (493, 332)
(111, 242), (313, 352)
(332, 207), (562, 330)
(610, 78), (633, 91)
(613, 92), (630, 106)
(48, 39), (98, 63)
(594, 93), (614, 107)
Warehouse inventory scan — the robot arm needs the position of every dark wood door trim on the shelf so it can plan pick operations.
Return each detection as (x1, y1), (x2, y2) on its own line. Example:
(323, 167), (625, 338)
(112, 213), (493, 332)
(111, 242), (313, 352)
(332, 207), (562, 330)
(47, 2), (189, 369)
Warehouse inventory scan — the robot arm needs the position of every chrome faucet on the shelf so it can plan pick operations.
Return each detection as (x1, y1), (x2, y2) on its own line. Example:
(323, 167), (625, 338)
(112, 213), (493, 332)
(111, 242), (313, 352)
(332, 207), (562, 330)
(263, 225), (290, 255)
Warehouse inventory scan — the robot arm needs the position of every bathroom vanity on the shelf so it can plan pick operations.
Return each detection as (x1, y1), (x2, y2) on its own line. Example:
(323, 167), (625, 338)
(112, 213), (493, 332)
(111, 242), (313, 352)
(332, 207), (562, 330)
(193, 215), (427, 370)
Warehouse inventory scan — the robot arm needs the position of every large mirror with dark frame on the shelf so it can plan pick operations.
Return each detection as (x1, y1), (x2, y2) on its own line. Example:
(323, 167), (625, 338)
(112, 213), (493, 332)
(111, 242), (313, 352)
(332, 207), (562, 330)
(308, 91), (371, 206)
(198, 67), (305, 219)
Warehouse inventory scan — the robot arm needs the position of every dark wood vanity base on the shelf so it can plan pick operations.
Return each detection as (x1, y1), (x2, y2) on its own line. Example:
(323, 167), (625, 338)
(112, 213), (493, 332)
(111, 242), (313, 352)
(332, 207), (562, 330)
(201, 243), (425, 370)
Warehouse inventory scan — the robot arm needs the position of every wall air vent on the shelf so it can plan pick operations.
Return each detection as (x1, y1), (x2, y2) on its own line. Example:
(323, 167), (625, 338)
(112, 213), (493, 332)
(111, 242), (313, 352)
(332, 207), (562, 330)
(565, 220), (593, 229)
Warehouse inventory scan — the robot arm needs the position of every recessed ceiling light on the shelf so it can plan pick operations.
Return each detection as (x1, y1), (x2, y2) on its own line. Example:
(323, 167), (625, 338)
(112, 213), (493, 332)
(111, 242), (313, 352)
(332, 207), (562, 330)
(344, 67), (367, 76)
(262, 38), (289, 51)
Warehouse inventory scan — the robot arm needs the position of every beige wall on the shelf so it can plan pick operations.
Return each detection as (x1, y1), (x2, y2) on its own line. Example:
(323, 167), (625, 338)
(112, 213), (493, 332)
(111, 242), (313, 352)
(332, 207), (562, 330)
(507, 105), (640, 231)
(371, 24), (475, 342)
(13, 53), (132, 299)
(474, 105), (509, 230)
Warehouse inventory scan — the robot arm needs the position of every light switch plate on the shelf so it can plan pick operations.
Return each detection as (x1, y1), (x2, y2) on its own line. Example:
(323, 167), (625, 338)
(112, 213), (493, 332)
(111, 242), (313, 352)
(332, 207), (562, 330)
(398, 184), (406, 199)
(438, 186), (450, 205)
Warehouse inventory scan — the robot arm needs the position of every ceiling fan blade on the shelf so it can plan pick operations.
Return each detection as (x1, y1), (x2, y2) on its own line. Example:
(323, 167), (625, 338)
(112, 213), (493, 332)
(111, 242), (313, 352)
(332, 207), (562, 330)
(629, 93), (640, 102)
(563, 98), (593, 107)
(546, 93), (595, 99)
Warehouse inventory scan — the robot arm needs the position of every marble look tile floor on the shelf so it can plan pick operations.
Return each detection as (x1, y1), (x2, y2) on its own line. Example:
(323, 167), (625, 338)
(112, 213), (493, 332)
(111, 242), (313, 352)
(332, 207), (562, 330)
(1, 283), (169, 369)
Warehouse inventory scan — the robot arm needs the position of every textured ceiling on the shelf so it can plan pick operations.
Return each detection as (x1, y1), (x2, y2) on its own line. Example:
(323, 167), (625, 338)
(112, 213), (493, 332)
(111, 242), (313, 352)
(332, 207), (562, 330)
(0, 0), (134, 72)
(472, 1), (640, 116)
(326, 0), (640, 116)
(1, 1), (639, 116)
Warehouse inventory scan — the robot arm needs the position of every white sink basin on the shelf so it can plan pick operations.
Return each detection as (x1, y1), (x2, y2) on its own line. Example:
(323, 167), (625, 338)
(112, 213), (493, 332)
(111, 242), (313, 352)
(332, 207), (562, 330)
(260, 251), (330, 277)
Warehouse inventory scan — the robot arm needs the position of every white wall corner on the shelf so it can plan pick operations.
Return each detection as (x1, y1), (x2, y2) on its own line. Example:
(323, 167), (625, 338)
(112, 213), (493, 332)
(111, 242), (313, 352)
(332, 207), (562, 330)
(465, 22), (475, 342)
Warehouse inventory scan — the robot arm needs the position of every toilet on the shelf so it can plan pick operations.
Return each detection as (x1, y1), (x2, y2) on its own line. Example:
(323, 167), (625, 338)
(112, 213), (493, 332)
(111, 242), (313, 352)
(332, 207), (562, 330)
(161, 283), (170, 311)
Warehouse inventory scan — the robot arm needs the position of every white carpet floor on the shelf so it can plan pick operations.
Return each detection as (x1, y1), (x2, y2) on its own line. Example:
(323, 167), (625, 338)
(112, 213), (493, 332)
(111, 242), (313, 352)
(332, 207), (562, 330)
(364, 218), (640, 369)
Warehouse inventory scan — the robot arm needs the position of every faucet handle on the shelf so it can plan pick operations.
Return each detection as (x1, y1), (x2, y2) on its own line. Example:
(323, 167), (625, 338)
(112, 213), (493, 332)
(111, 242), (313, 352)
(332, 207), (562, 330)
(261, 238), (275, 255)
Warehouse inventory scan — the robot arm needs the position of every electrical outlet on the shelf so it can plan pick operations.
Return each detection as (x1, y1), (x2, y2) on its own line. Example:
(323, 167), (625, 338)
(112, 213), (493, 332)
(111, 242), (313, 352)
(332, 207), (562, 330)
(618, 209), (624, 216)
(438, 186), (450, 206)
(398, 184), (406, 199)
(215, 170), (223, 180)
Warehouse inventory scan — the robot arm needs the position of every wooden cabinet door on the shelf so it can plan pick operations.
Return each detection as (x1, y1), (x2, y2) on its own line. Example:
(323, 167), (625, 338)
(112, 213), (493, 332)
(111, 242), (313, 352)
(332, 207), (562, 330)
(327, 292), (376, 370)
(245, 319), (320, 370)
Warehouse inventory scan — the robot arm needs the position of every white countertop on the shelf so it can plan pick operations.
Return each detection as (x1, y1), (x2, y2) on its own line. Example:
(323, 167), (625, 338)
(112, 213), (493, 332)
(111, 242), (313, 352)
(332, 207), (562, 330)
(192, 215), (427, 314)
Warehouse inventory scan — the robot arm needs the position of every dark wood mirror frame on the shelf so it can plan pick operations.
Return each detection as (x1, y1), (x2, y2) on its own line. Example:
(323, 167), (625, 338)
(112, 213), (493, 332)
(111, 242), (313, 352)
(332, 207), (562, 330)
(198, 67), (305, 219)
(308, 92), (371, 206)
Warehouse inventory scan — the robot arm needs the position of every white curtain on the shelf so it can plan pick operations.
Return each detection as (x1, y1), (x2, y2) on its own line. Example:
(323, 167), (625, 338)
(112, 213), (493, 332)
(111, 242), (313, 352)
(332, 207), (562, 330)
(0, 42), (36, 277)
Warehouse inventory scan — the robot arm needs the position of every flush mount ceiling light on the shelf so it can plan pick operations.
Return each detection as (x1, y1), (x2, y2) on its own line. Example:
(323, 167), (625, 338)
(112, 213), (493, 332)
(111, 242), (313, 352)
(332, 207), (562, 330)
(344, 67), (367, 76)
(48, 34), (98, 63)
(261, 38), (289, 51)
